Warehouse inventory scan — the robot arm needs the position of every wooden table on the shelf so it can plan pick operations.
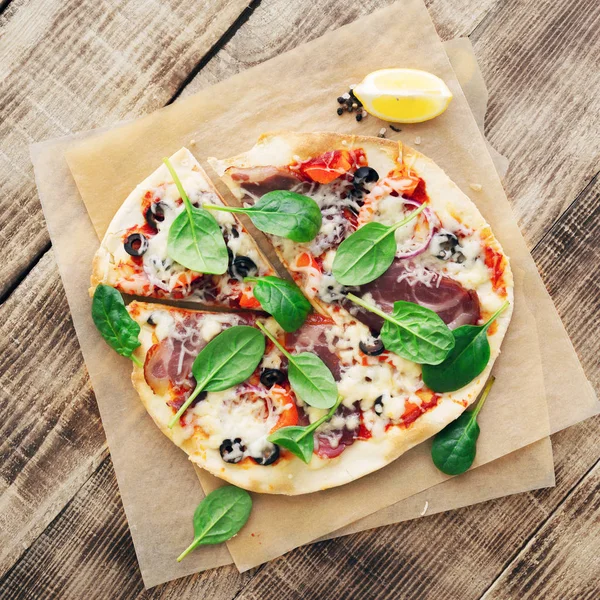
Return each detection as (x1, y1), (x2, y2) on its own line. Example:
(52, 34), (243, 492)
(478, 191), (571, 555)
(1, 0), (599, 597)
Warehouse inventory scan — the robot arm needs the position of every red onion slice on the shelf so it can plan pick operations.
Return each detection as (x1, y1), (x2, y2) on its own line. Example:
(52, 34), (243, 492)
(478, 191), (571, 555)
(395, 198), (435, 259)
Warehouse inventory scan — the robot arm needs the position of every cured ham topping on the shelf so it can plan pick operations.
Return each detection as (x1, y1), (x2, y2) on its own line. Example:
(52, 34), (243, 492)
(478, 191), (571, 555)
(315, 404), (371, 458)
(285, 316), (341, 380)
(347, 260), (481, 332)
(230, 166), (307, 198)
(143, 313), (254, 407)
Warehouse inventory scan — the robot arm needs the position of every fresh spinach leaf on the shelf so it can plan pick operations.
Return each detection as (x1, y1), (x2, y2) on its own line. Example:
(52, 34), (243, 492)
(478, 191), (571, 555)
(164, 157), (228, 274)
(431, 376), (495, 475)
(346, 294), (454, 365)
(92, 284), (142, 367)
(246, 276), (311, 332)
(422, 301), (509, 392)
(332, 202), (427, 285)
(204, 190), (322, 242)
(268, 396), (343, 463)
(168, 325), (265, 427)
(177, 486), (252, 561)
(255, 320), (338, 409)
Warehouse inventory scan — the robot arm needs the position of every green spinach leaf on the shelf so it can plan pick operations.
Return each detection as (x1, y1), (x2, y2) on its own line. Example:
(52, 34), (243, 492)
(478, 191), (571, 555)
(255, 320), (338, 409)
(422, 301), (509, 392)
(164, 157), (228, 274)
(431, 376), (495, 475)
(332, 202), (427, 285)
(346, 294), (454, 364)
(177, 486), (252, 561)
(92, 284), (142, 367)
(168, 325), (265, 427)
(245, 276), (311, 332)
(204, 190), (322, 242)
(268, 396), (343, 463)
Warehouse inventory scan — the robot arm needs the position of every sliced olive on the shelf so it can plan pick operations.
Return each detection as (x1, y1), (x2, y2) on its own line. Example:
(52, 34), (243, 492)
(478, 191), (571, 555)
(219, 437), (246, 464)
(252, 443), (280, 466)
(260, 368), (286, 388)
(359, 337), (385, 356)
(229, 255), (258, 280)
(353, 166), (379, 186)
(434, 232), (460, 261)
(230, 226), (239, 238)
(145, 202), (165, 230)
(124, 233), (148, 257)
(374, 395), (384, 416)
(147, 312), (156, 325)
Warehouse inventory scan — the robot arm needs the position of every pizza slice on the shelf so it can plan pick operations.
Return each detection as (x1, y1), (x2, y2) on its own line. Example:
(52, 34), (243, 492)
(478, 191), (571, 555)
(128, 300), (474, 494)
(208, 131), (512, 346)
(91, 148), (275, 309)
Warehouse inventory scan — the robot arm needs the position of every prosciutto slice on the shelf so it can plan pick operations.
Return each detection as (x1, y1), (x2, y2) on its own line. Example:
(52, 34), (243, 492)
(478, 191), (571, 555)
(230, 166), (309, 199)
(285, 317), (341, 380)
(144, 313), (255, 408)
(347, 260), (481, 332)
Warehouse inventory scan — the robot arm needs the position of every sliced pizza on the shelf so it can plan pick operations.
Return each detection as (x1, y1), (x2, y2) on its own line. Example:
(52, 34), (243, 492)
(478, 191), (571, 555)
(91, 148), (275, 309)
(129, 299), (500, 495)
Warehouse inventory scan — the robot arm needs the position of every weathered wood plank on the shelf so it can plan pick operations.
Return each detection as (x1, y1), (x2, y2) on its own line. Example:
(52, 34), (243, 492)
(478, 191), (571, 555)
(180, 0), (497, 97)
(482, 461), (600, 600)
(0, 250), (107, 578)
(0, 0), (251, 298)
(471, 0), (600, 246)
(0, 457), (144, 600)
(531, 172), (600, 383)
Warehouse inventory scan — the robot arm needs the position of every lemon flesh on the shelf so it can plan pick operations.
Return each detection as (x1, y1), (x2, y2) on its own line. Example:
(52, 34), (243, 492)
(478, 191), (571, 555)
(354, 68), (453, 123)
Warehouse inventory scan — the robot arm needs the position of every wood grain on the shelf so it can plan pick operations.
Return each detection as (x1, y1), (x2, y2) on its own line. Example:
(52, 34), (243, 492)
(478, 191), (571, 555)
(482, 462), (600, 600)
(0, 0), (251, 299)
(0, 250), (107, 578)
(471, 0), (600, 246)
(180, 0), (498, 98)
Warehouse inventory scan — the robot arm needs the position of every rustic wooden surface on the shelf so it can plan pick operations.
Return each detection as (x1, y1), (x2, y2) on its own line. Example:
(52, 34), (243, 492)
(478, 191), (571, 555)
(1, 0), (598, 598)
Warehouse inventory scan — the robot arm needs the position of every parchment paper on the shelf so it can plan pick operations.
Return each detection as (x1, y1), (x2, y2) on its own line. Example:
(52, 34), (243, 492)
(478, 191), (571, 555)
(31, 0), (596, 586)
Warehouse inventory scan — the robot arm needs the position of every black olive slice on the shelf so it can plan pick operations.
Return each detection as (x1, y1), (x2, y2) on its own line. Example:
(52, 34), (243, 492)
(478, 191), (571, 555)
(219, 437), (246, 464)
(359, 338), (385, 356)
(374, 395), (384, 416)
(145, 202), (166, 230)
(229, 255), (258, 280)
(353, 166), (379, 186)
(434, 232), (461, 261)
(260, 368), (286, 388)
(124, 233), (148, 257)
(253, 443), (280, 466)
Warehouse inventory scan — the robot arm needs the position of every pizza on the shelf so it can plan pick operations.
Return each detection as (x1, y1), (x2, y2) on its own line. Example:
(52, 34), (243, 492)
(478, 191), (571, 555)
(94, 132), (513, 495)
(91, 148), (275, 309)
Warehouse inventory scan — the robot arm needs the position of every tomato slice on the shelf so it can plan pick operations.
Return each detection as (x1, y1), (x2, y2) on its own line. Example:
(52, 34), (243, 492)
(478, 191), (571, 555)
(299, 150), (353, 184)
(296, 252), (321, 271)
(239, 288), (262, 309)
(269, 390), (299, 433)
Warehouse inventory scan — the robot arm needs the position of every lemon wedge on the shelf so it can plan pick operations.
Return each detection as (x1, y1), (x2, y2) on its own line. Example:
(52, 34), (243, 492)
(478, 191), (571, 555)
(353, 68), (453, 123)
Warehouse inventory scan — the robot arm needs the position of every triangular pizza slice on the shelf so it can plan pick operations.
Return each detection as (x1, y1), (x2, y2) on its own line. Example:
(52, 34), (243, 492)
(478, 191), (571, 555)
(91, 148), (274, 309)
